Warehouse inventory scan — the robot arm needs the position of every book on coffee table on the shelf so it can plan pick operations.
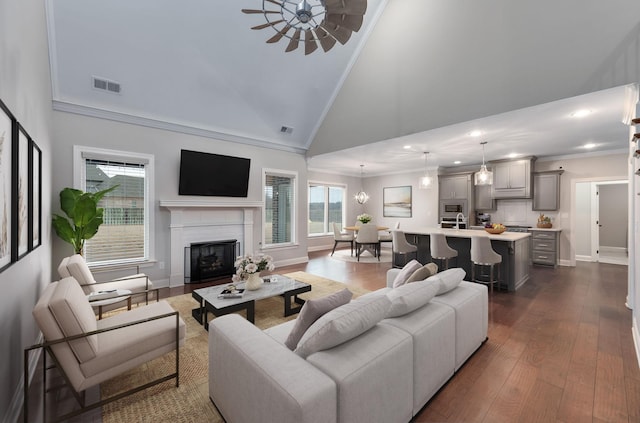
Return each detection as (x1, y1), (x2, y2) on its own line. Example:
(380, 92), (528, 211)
(218, 287), (245, 299)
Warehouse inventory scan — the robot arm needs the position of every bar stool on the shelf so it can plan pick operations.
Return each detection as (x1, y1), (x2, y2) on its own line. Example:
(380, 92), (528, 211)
(470, 236), (502, 293)
(430, 233), (458, 270)
(392, 230), (418, 268)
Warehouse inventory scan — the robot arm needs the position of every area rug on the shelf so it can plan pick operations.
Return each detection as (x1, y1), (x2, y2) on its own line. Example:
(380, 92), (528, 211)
(330, 247), (392, 263)
(100, 272), (370, 423)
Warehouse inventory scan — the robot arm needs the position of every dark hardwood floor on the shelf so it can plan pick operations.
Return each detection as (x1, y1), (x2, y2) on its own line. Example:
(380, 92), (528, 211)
(32, 250), (639, 422)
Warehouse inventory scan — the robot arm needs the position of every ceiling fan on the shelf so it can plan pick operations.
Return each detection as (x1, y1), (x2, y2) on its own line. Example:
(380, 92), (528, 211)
(242, 0), (367, 55)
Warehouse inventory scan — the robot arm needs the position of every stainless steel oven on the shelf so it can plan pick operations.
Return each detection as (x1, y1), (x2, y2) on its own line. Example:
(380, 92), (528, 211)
(439, 200), (468, 218)
(440, 217), (468, 229)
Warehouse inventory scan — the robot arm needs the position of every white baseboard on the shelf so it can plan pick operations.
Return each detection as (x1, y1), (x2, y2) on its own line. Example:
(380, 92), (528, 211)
(633, 316), (640, 370)
(153, 277), (170, 289)
(5, 333), (43, 423)
(600, 246), (628, 254)
(575, 255), (594, 262)
(559, 259), (573, 267)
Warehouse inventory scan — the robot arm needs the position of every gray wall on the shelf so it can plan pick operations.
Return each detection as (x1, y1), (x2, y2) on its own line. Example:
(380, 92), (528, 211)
(599, 183), (628, 248)
(51, 111), (310, 286)
(0, 0), (53, 420)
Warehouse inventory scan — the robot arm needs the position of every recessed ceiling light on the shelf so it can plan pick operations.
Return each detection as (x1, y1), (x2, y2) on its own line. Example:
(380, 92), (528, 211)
(508, 153), (519, 159)
(403, 145), (411, 149)
(571, 109), (591, 118)
(583, 143), (596, 149)
(469, 130), (483, 137)
(454, 160), (461, 164)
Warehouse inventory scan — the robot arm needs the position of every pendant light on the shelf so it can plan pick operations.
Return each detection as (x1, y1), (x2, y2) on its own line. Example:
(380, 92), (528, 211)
(418, 151), (433, 189)
(354, 164), (369, 204)
(474, 141), (493, 185)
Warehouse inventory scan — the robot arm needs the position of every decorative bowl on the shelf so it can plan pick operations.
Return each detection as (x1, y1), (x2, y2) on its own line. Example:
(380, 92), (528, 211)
(537, 222), (552, 228)
(484, 227), (506, 234)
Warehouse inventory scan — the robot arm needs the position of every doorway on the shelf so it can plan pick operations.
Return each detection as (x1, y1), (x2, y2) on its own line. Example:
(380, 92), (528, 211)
(574, 179), (628, 265)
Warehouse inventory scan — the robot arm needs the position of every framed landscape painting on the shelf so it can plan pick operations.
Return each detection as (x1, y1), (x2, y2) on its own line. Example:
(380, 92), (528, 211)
(31, 141), (41, 249)
(383, 186), (412, 217)
(0, 100), (12, 270)
(17, 125), (29, 258)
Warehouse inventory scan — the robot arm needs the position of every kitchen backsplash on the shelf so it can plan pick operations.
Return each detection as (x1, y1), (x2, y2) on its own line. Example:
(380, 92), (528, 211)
(488, 199), (558, 227)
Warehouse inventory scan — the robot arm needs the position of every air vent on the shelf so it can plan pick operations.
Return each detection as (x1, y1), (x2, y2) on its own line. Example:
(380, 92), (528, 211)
(280, 126), (293, 134)
(92, 76), (121, 94)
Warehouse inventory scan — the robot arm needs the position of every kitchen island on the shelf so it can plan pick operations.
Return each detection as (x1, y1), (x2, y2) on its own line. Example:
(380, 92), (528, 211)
(403, 228), (531, 292)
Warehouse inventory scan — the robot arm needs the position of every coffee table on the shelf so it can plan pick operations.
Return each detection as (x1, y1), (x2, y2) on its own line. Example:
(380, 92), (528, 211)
(191, 275), (311, 329)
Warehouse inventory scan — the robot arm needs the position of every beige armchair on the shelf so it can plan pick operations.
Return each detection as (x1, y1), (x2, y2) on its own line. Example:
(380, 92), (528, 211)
(58, 254), (157, 313)
(25, 276), (185, 423)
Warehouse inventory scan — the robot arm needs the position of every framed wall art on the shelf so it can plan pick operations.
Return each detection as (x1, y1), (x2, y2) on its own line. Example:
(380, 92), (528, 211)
(31, 140), (41, 249)
(0, 99), (13, 271)
(17, 125), (29, 258)
(383, 186), (412, 218)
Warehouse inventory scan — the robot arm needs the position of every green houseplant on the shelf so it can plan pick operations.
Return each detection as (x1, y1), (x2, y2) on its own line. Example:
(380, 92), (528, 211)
(52, 186), (118, 254)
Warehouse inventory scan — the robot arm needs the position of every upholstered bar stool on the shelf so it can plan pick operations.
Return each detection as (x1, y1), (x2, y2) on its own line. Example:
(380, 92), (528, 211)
(430, 233), (458, 270)
(392, 230), (418, 268)
(470, 236), (502, 293)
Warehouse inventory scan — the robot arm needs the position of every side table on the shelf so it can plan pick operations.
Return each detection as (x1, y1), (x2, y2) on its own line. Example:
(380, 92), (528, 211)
(87, 289), (133, 319)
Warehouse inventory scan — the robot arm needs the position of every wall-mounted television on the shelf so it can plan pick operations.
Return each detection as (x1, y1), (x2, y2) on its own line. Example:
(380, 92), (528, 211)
(178, 149), (251, 197)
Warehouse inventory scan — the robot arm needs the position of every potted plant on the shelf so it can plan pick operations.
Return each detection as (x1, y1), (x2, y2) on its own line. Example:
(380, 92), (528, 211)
(537, 213), (552, 228)
(52, 186), (118, 255)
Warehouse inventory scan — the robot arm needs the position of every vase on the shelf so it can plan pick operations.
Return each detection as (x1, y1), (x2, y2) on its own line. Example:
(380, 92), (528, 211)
(245, 273), (263, 291)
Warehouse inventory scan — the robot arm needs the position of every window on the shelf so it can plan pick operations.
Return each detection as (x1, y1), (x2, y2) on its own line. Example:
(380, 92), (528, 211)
(74, 146), (154, 265)
(264, 169), (296, 247)
(308, 183), (346, 235)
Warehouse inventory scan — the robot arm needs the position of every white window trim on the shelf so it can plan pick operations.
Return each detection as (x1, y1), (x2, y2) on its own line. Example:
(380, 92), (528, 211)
(73, 145), (155, 265)
(308, 180), (347, 236)
(262, 168), (297, 249)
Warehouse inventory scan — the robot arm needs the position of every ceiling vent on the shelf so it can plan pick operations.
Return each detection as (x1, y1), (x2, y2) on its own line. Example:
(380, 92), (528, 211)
(280, 126), (293, 134)
(92, 76), (121, 94)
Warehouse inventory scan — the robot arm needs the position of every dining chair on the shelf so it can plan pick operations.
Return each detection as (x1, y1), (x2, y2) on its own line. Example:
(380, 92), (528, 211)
(355, 224), (381, 261)
(331, 223), (354, 256)
(378, 221), (399, 244)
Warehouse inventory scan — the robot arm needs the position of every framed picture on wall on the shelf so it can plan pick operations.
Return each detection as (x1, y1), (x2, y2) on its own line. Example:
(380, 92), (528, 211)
(31, 140), (41, 249)
(17, 125), (30, 258)
(383, 186), (412, 217)
(0, 99), (13, 271)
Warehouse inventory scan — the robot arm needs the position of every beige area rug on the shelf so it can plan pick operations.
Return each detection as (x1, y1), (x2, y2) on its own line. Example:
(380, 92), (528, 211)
(330, 246), (392, 263)
(100, 271), (370, 423)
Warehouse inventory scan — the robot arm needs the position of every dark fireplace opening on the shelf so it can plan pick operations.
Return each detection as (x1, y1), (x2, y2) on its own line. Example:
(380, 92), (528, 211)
(185, 239), (238, 283)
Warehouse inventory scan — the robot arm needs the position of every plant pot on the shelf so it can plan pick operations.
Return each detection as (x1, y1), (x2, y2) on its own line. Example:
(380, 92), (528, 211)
(245, 273), (263, 291)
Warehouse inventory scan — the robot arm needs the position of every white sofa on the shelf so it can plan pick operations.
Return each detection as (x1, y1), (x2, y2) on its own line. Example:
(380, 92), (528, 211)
(208, 269), (488, 423)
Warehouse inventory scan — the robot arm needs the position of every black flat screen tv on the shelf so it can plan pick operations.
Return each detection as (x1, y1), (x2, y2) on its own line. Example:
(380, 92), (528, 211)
(178, 150), (251, 197)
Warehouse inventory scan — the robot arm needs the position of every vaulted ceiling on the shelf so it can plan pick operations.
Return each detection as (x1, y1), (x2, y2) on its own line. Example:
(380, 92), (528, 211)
(46, 0), (640, 175)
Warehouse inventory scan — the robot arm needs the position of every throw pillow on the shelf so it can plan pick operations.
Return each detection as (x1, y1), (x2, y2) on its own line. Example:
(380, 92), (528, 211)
(294, 295), (391, 358)
(385, 281), (440, 318)
(405, 262), (439, 283)
(392, 259), (422, 288)
(426, 267), (466, 295)
(284, 288), (353, 350)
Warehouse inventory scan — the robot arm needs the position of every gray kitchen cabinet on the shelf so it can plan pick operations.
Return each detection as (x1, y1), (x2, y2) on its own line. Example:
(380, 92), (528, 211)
(533, 170), (563, 211)
(474, 183), (496, 211)
(439, 174), (470, 200)
(490, 157), (535, 199)
(530, 229), (561, 267)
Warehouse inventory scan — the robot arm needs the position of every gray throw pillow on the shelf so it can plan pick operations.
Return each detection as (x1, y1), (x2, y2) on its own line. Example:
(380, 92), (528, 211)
(284, 288), (353, 350)
(392, 259), (423, 288)
(406, 262), (439, 283)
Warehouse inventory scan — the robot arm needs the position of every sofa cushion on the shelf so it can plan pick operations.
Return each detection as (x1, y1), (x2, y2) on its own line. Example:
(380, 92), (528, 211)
(66, 254), (96, 285)
(406, 262), (439, 283)
(294, 295), (391, 359)
(284, 288), (353, 350)
(426, 268), (466, 295)
(386, 281), (440, 318)
(48, 277), (99, 363)
(392, 259), (422, 288)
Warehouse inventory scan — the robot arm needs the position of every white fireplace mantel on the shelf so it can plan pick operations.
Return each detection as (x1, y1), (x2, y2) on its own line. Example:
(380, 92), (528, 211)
(160, 200), (263, 286)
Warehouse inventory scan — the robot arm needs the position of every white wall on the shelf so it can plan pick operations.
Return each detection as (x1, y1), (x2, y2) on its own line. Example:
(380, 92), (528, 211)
(51, 111), (310, 285)
(0, 0), (53, 420)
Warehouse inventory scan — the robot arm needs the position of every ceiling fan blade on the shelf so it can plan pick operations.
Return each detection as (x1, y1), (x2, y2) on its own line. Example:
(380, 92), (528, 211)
(267, 24), (292, 43)
(285, 29), (302, 52)
(241, 9), (281, 14)
(251, 19), (285, 30)
(314, 26), (337, 52)
(326, 14), (363, 32)
(324, 0), (367, 15)
(304, 29), (318, 55)
(265, 0), (283, 6)
(321, 21), (352, 45)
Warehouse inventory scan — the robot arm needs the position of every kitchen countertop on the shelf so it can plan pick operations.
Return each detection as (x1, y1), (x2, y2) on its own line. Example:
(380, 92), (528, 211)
(528, 227), (562, 232)
(405, 227), (531, 241)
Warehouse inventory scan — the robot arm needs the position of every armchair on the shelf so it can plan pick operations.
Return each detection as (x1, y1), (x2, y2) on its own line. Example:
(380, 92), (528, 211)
(58, 254), (157, 313)
(25, 277), (185, 422)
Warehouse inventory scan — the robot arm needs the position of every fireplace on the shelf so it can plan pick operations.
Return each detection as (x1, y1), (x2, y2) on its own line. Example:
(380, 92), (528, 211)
(185, 239), (238, 283)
